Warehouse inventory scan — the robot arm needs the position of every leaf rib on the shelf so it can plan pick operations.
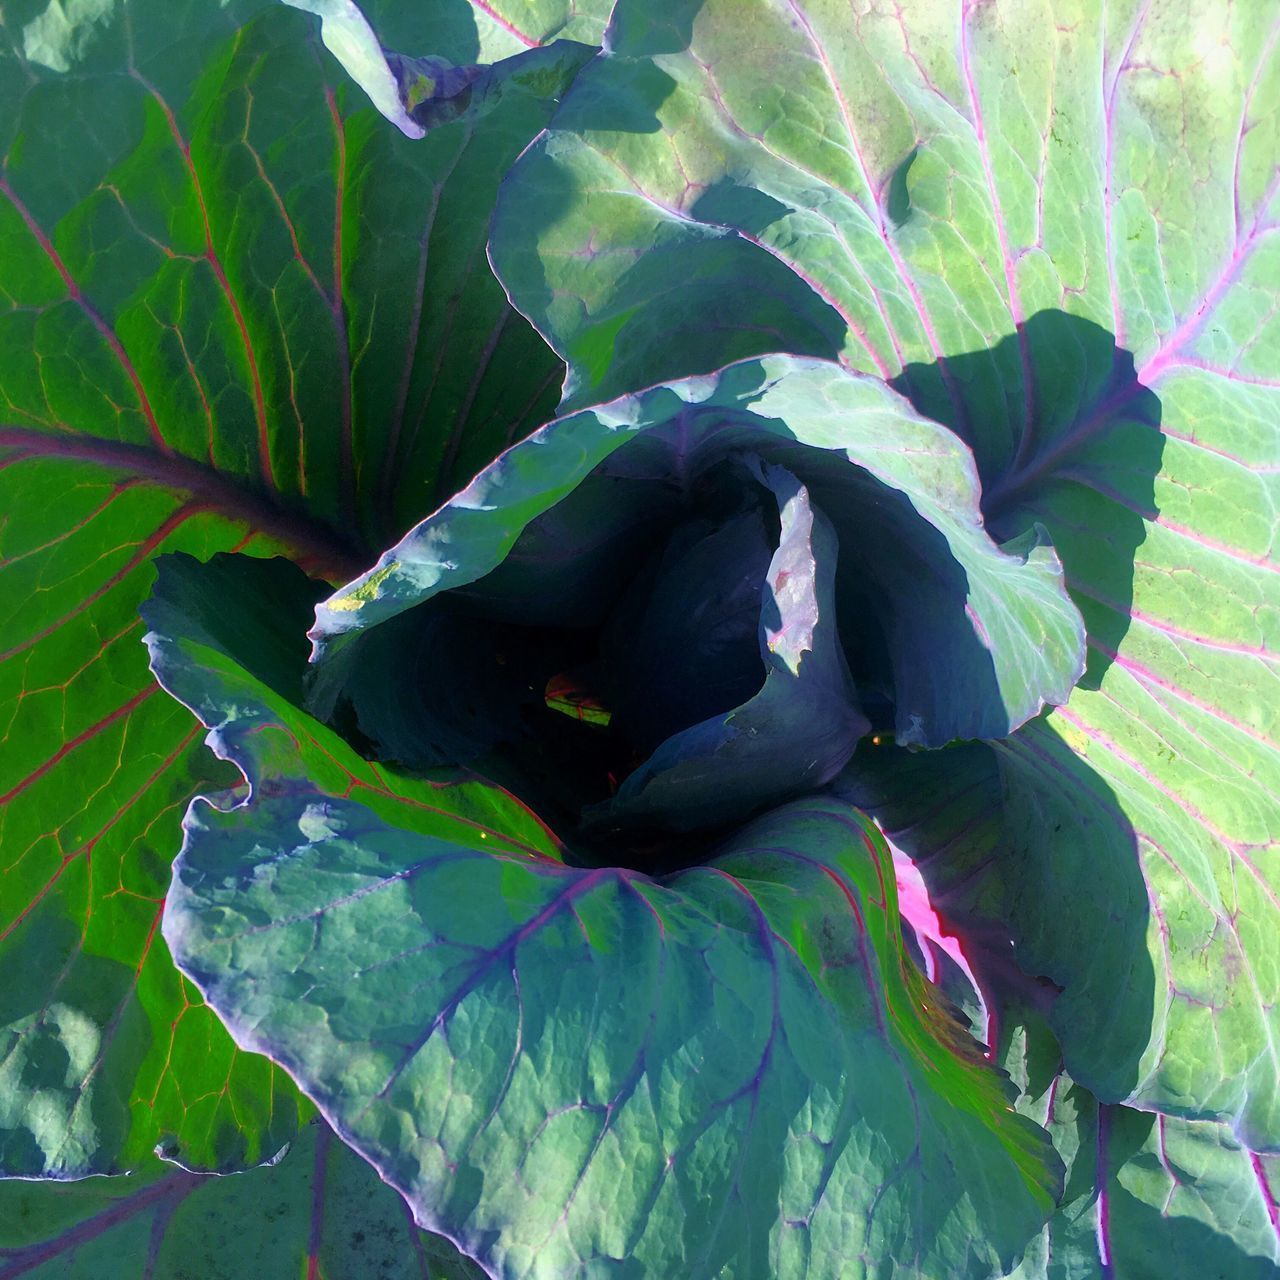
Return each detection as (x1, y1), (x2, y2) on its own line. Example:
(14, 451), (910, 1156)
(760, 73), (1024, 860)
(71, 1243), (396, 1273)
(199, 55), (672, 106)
(130, 72), (276, 493)
(0, 427), (365, 579)
(0, 177), (166, 452)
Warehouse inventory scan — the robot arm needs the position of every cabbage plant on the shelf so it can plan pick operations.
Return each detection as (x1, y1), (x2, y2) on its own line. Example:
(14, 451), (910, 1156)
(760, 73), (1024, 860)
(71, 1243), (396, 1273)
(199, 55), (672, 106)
(0, 1), (1277, 1277)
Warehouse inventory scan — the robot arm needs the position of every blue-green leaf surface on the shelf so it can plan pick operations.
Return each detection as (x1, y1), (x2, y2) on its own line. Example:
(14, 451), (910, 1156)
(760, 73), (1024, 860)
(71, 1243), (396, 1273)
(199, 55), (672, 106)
(996, 1011), (1280, 1280)
(0, 1120), (486, 1280)
(148, 552), (1062, 1279)
(0, 0), (572, 1177)
(312, 356), (1085, 755)
(488, 0), (1280, 1145)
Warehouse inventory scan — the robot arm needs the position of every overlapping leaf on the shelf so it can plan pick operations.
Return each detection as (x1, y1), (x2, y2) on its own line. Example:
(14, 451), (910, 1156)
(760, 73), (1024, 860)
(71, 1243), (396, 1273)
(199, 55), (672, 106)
(995, 1010), (1280, 1280)
(0, 1119), (486, 1280)
(0, 0), (573, 1176)
(844, 840), (1280, 1277)
(149, 553), (1061, 1280)
(312, 356), (1084, 755)
(488, 0), (1280, 1144)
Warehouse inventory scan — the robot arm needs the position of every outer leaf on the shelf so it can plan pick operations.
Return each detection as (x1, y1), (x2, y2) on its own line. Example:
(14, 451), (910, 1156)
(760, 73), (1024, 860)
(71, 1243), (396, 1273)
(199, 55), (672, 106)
(0, 0), (569, 1175)
(0, 1120), (486, 1280)
(996, 1012), (1280, 1280)
(489, 0), (1280, 1143)
(280, 2), (595, 138)
(456, 0), (611, 48)
(312, 356), (1085, 755)
(282, 0), (435, 138)
(148, 553), (1060, 1278)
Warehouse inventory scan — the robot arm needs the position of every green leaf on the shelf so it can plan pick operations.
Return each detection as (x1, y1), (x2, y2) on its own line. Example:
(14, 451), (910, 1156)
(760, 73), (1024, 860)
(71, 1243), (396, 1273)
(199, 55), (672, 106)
(489, 0), (1280, 1144)
(456, 0), (612, 48)
(281, 0), (436, 139)
(312, 356), (1085, 755)
(149, 552), (1061, 1278)
(0, 0), (569, 1176)
(997, 1012), (1280, 1280)
(0, 1119), (487, 1280)
(279, 1), (595, 137)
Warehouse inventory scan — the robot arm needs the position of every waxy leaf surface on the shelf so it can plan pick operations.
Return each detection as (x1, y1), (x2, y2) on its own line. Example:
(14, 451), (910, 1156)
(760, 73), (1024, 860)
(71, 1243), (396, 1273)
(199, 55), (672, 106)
(0, 1120), (486, 1280)
(312, 356), (1085, 757)
(149, 552), (1061, 1280)
(489, 0), (1280, 1144)
(0, 0), (571, 1176)
(995, 1011), (1280, 1280)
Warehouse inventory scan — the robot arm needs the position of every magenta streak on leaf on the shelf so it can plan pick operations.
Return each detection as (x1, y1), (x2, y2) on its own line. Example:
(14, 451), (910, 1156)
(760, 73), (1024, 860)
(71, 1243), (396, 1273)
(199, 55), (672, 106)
(470, 0), (541, 48)
(1095, 1104), (1114, 1277)
(324, 86), (357, 526)
(598, 148), (892, 380)
(130, 73), (277, 494)
(1154, 356), (1280, 387)
(0, 177), (167, 452)
(784, 0), (967, 429)
(1231, 18), (1280, 240)
(1069, 577), (1280, 658)
(1094, 640), (1280, 758)
(1051, 704), (1280, 923)
(889, 840), (992, 1049)
(0, 427), (365, 580)
(305, 1123), (332, 1280)
(0, 1171), (198, 1280)
(1138, 169), (1280, 386)
(0, 686), (156, 808)
(686, 48), (905, 373)
(1102, 0), (1152, 347)
(964, 601), (993, 649)
(1251, 1151), (1280, 1241)
(959, 0), (1036, 470)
